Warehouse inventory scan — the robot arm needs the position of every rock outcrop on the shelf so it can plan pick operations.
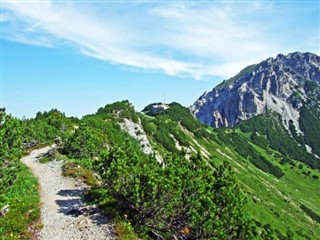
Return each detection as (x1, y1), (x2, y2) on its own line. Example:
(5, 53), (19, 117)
(191, 52), (320, 131)
(119, 118), (163, 163)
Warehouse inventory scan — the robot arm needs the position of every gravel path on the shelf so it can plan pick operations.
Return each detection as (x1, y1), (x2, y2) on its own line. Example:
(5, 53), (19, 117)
(21, 147), (116, 240)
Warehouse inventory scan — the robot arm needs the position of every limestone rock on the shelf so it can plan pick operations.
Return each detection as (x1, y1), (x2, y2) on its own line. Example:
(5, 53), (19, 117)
(191, 52), (320, 132)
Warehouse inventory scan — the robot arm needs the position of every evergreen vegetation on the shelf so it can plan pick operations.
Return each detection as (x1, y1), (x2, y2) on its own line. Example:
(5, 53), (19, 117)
(299, 106), (320, 157)
(1, 100), (319, 239)
(0, 112), (23, 193)
(63, 102), (267, 239)
(96, 100), (139, 123)
(238, 111), (320, 169)
(0, 109), (75, 239)
(217, 129), (284, 178)
(0, 111), (40, 239)
(300, 204), (320, 223)
(22, 109), (75, 144)
(100, 151), (258, 239)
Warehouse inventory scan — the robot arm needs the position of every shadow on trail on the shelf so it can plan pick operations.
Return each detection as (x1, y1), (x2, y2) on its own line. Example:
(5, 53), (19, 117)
(55, 188), (85, 215)
(57, 189), (85, 197)
(55, 188), (112, 226)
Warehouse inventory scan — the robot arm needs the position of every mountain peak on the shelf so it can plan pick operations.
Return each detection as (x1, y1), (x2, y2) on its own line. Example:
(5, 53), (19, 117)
(191, 52), (320, 129)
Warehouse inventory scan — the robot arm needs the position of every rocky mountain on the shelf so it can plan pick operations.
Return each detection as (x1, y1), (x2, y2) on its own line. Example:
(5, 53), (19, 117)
(191, 52), (320, 132)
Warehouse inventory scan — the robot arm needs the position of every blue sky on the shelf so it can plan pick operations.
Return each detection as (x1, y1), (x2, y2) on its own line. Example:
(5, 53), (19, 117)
(1, 1), (319, 118)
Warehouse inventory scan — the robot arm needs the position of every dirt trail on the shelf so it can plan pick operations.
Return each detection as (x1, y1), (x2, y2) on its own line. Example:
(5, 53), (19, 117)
(21, 147), (115, 240)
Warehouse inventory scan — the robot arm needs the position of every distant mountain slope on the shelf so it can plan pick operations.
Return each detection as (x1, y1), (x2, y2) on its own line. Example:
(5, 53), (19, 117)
(191, 52), (320, 163)
(191, 52), (320, 131)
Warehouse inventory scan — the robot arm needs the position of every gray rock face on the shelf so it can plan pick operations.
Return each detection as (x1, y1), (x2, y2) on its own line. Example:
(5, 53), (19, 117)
(191, 52), (320, 130)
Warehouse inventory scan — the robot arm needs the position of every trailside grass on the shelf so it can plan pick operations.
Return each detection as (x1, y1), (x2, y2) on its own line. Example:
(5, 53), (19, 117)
(0, 163), (40, 240)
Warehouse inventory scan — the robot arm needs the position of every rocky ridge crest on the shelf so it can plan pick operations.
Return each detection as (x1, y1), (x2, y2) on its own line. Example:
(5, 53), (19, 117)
(191, 52), (320, 132)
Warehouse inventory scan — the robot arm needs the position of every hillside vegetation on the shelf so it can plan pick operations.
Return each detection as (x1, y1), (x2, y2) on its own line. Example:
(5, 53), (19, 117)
(0, 109), (77, 239)
(1, 100), (319, 239)
(139, 102), (320, 239)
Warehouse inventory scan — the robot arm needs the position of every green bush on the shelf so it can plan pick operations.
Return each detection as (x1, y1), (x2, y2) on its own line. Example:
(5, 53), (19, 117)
(300, 204), (320, 223)
(299, 106), (320, 157)
(96, 100), (139, 123)
(98, 139), (260, 239)
(239, 111), (320, 170)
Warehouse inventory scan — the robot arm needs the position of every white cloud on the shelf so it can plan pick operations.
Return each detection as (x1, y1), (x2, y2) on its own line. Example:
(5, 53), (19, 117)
(1, 1), (319, 79)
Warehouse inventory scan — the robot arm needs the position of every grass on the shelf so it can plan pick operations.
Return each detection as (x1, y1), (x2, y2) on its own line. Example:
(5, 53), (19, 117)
(62, 161), (100, 187)
(192, 131), (320, 239)
(39, 152), (69, 164)
(55, 153), (69, 161)
(0, 164), (40, 240)
(39, 156), (50, 164)
(114, 218), (141, 240)
(239, 154), (319, 239)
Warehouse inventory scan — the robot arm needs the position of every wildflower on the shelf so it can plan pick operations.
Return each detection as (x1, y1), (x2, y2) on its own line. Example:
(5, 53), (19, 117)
(181, 227), (189, 234)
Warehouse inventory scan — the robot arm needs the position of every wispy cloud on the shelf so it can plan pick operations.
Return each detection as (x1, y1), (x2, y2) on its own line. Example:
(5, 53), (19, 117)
(1, 1), (319, 79)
